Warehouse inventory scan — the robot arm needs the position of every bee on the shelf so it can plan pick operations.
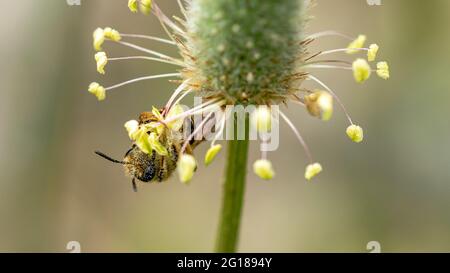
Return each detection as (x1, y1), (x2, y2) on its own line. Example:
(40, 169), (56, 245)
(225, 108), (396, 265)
(95, 109), (205, 192)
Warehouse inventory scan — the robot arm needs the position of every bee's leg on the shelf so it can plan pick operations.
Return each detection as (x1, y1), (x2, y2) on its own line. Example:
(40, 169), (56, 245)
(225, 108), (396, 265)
(131, 178), (138, 192)
(157, 156), (167, 182)
(184, 144), (194, 155)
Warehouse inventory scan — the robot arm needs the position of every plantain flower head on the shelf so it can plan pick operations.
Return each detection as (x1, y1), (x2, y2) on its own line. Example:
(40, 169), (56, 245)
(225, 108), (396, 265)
(87, 1), (391, 186)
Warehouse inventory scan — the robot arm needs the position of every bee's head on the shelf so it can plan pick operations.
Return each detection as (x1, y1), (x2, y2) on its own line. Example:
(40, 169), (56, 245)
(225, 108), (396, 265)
(121, 146), (156, 182)
(94, 149), (155, 192)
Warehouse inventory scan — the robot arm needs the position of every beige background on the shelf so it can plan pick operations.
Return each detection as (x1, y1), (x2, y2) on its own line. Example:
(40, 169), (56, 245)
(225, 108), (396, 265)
(0, 0), (449, 252)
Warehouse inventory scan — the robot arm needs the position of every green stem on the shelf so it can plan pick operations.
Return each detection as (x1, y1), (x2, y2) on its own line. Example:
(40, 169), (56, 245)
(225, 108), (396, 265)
(215, 116), (250, 253)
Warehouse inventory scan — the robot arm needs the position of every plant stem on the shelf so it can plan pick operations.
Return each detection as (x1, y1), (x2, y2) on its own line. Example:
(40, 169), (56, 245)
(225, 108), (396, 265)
(215, 116), (250, 253)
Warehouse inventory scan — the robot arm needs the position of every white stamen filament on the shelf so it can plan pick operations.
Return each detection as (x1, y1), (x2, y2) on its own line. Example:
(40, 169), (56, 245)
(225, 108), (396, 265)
(319, 48), (369, 56)
(261, 146), (268, 160)
(303, 59), (352, 66)
(181, 112), (215, 153)
(105, 73), (180, 91)
(116, 41), (181, 63)
(120, 34), (176, 45)
(177, 0), (188, 19)
(279, 110), (313, 164)
(108, 56), (184, 66)
(152, 4), (185, 43)
(163, 99), (225, 124)
(155, 7), (185, 35)
(305, 31), (354, 41)
(172, 89), (193, 108)
(307, 75), (354, 125)
(305, 64), (376, 72)
(305, 64), (353, 70)
(212, 115), (226, 146)
(303, 65), (377, 72)
(163, 81), (189, 115)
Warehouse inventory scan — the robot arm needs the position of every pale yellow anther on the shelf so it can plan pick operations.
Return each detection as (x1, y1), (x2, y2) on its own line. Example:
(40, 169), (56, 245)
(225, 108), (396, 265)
(148, 132), (168, 156)
(305, 90), (334, 121)
(103, 27), (121, 42)
(93, 28), (105, 51)
(251, 106), (272, 133)
(88, 82), (106, 101)
(95, 52), (108, 75)
(134, 128), (152, 154)
(140, 0), (153, 15)
(347, 35), (367, 54)
(165, 104), (185, 131)
(205, 144), (222, 166)
(367, 44), (379, 62)
(352, 58), (371, 83)
(178, 154), (197, 184)
(376, 61), (390, 80)
(305, 163), (322, 181)
(346, 124), (364, 143)
(124, 120), (139, 140)
(128, 0), (138, 13)
(253, 159), (275, 180)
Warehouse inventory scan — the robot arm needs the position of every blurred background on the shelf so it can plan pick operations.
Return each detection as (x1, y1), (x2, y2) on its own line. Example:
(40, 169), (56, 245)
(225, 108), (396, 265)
(0, 0), (449, 252)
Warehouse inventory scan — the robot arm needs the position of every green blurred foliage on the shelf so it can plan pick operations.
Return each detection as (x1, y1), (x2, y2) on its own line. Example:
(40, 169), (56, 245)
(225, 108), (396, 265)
(0, 0), (449, 252)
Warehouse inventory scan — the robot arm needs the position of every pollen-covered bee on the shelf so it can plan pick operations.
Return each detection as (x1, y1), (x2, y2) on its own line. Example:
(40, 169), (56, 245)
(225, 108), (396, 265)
(95, 107), (207, 192)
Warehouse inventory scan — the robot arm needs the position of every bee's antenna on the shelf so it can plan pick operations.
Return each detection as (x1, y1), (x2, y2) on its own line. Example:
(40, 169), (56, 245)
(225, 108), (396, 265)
(132, 178), (138, 193)
(95, 151), (126, 164)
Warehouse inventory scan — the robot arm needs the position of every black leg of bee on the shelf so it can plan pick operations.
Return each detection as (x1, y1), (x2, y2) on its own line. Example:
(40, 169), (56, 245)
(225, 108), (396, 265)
(124, 146), (134, 157)
(132, 178), (138, 192)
